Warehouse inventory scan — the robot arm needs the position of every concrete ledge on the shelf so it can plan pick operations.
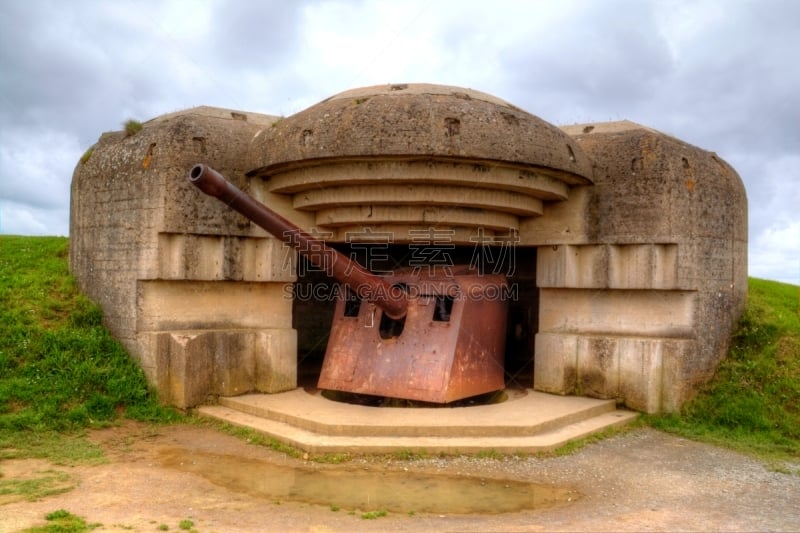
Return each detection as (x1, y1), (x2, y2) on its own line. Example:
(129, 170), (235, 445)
(197, 388), (638, 454)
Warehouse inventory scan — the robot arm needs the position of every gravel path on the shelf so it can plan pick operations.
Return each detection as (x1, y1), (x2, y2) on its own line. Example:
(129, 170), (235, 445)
(1, 423), (798, 532)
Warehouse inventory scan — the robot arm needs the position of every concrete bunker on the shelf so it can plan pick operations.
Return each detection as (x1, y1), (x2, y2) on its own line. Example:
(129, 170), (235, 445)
(70, 84), (747, 415)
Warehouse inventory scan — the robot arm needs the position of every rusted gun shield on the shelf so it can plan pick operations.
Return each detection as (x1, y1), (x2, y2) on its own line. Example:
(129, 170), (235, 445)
(319, 270), (508, 403)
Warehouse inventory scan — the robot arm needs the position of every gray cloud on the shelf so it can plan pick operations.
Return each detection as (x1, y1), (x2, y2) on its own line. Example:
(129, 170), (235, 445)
(0, 0), (797, 283)
(503, 0), (674, 113)
(206, 0), (309, 69)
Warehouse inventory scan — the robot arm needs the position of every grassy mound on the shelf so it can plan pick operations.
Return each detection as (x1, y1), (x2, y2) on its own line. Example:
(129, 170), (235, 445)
(650, 278), (800, 460)
(0, 236), (177, 431)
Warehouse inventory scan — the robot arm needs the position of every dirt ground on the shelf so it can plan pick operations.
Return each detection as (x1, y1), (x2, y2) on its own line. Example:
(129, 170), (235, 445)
(1, 421), (799, 532)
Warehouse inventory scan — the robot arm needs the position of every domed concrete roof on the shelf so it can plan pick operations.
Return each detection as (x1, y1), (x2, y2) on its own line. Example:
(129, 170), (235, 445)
(245, 84), (594, 242)
(249, 83), (593, 184)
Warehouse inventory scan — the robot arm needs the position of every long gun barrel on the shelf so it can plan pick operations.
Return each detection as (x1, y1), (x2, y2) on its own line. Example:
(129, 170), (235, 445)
(188, 164), (408, 320)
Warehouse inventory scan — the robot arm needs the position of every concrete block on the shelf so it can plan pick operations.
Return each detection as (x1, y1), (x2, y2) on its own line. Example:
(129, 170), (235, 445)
(255, 329), (298, 393)
(538, 288), (696, 338)
(252, 84), (593, 187)
(135, 332), (158, 385)
(537, 245), (607, 288)
(658, 339), (697, 412)
(576, 336), (620, 399)
(241, 237), (296, 282)
(573, 245), (609, 288)
(518, 186), (591, 245)
(617, 338), (664, 413)
(213, 331), (257, 397)
(157, 233), (224, 280)
(152, 328), (298, 407)
(158, 331), (214, 409)
(137, 280), (292, 331)
(534, 332), (578, 394)
(157, 234), (296, 282)
(608, 244), (678, 289)
(536, 245), (571, 288)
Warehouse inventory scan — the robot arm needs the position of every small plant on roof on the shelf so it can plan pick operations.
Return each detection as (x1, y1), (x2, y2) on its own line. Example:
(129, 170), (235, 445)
(79, 145), (94, 164)
(124, 119), (143, 137)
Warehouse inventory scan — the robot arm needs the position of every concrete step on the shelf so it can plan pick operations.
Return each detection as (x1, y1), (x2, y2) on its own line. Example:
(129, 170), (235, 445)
(197, 388), (638, 454)
(214, 388), (619, 437)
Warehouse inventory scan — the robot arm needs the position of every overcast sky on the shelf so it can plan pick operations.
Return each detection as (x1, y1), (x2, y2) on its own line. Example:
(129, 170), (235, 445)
(1, 0), (798, 284)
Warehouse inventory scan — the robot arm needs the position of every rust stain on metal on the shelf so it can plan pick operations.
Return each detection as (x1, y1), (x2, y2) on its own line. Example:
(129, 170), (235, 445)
(319, 269), (507, 403)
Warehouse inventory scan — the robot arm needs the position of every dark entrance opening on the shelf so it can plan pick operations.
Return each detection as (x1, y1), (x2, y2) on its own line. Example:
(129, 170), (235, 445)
(504, 246), (538, 389)
(292, 259), (335, 388)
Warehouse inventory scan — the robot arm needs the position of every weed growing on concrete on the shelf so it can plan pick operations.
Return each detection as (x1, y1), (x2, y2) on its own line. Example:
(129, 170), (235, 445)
(123, 119), (143, 137)
(79, 146), (94, 164)
(177, 519), (193, 530)
(361, 509), (388, 519)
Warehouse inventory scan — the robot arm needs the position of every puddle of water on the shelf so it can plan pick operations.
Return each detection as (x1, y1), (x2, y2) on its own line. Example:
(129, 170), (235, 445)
(159, 448), (575, 514)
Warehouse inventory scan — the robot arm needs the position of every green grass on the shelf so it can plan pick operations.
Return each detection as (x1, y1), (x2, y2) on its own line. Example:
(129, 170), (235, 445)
(0, 236), (178, 435)
(548, 421), (642, 457)
(0, 430), (106, 464)
(0, 468), (74, 503)
(19, 509), (100, 532)
(205, 420), (303, 459)
(649, 278), (800, 462)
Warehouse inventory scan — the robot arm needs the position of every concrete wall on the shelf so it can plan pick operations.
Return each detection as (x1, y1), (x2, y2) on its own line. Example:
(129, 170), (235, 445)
(69, 88), (747, 413)
(70, 107), (302, 408)
(523, 121), (747, 412)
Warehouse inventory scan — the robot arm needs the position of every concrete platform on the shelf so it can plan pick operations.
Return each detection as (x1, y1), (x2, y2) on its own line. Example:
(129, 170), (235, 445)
(197, 388), (638, 454)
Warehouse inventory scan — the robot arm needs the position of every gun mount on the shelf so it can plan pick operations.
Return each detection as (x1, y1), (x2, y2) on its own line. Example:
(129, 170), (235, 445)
(188, 164), (508, 403)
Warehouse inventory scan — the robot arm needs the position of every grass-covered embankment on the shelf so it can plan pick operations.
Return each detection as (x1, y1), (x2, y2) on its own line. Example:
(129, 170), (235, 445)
(650, 277), (800, 461)
(0, 236), (177, 436)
